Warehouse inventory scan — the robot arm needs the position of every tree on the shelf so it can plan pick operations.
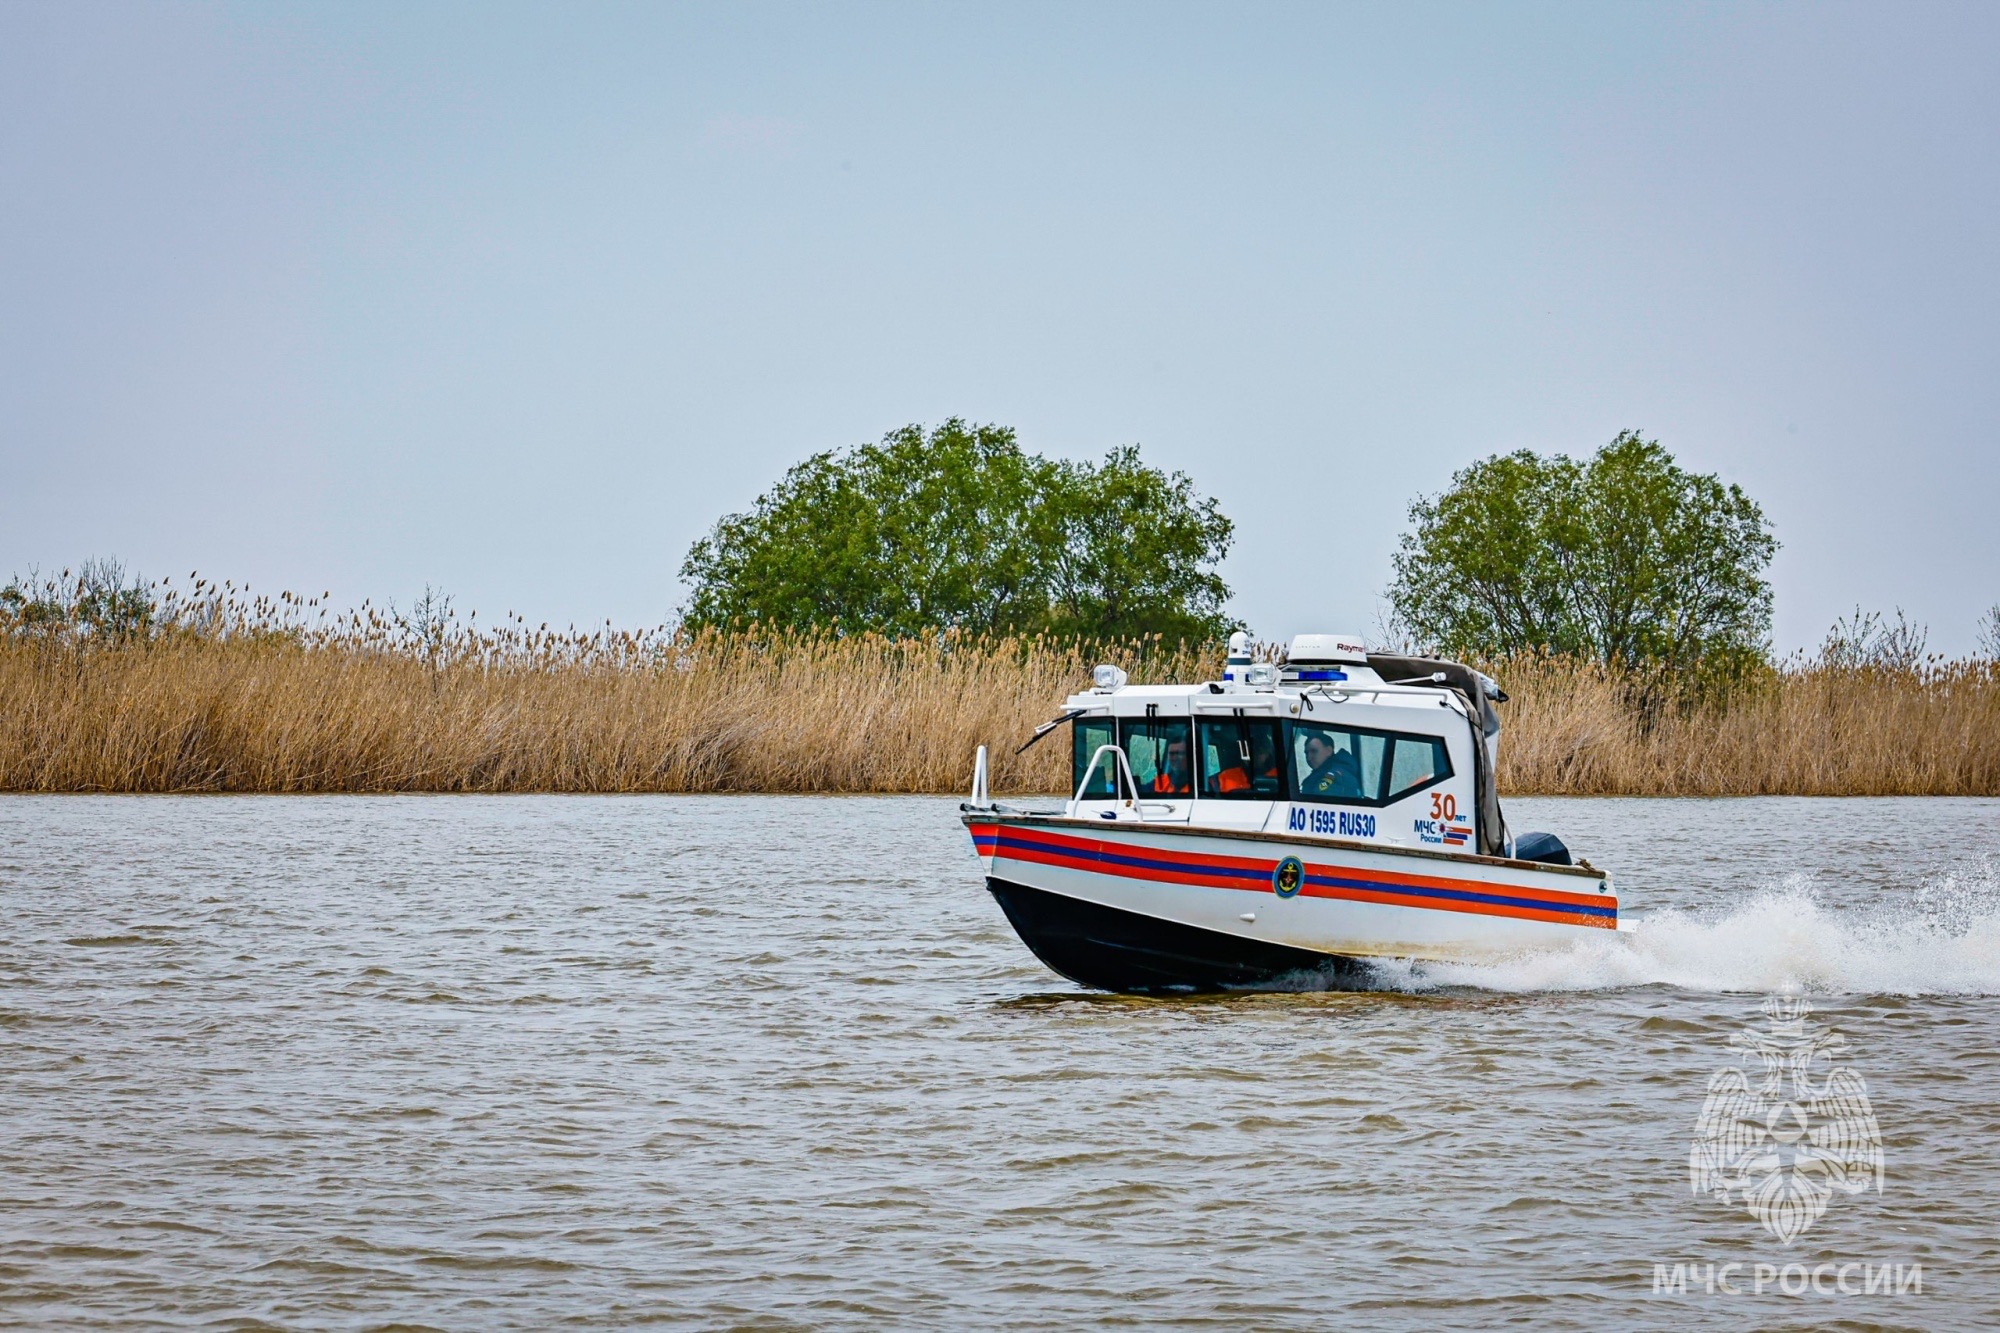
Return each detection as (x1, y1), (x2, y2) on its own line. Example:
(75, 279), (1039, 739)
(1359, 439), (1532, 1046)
(1388, 432), (1776, 673)
(1036, 446), (1235, 641)
(1, 558), (153, 643)
(679, 420), (1236, 640)
(1820, 607), (1928, 671)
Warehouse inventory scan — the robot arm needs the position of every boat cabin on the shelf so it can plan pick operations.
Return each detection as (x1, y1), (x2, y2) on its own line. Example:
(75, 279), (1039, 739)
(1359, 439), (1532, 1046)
(1057, 633), (1511, 858)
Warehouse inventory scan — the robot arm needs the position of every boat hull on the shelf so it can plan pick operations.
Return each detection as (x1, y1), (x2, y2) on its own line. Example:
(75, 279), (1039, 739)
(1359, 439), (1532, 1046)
(989, 877), (1369, 992)
(968, 815), (1616, 994)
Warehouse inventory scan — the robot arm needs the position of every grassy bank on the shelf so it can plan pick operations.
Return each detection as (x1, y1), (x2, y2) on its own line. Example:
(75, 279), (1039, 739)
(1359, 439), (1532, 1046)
(2, 575), (1996, 795)
(0, 577), (1212, 793)
(1495, 654), (2000, 796)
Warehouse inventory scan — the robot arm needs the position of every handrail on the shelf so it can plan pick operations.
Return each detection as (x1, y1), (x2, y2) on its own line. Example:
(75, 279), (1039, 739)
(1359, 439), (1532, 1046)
(1070, 743), (1175, 819)
(969, 744), (989, 806)
(1074, 743), (1138, 805)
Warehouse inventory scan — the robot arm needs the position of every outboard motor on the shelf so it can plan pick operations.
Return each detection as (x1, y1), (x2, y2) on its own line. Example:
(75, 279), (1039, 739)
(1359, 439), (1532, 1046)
(1512, 831), (1572, 866)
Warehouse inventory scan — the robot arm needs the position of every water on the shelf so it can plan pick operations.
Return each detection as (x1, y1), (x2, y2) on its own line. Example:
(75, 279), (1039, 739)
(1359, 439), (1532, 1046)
(2, 794), (1997, 1329)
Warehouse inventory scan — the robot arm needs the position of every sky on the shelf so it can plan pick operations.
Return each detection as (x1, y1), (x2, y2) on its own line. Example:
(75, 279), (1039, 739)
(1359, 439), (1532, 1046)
(4, 1), (1997, 653)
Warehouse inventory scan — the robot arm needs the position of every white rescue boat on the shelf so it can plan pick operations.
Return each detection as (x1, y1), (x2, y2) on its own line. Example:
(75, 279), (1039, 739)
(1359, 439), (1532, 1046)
(962, 633), (1618, 992)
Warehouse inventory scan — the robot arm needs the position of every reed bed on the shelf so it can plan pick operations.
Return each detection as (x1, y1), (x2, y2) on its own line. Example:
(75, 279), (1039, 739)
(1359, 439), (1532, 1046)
(2, 575), (1996, 795)
(0, 577), (1210, 793)
(1496, 654), (2000, 796)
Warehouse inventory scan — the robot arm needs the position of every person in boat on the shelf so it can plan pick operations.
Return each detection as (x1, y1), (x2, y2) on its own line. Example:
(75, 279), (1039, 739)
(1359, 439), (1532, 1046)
(1149, 735), (1193, 795)
(1299, 730), (1363, 799)
(1213, 728), (1281, 794)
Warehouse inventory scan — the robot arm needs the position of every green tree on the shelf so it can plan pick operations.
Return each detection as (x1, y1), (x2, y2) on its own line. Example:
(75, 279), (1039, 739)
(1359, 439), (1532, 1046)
(1388, 432), (1776, 673)
(679, 420), (1236, 640)
(1036, 445), (1235, 641)
(1, 558), (153, 643)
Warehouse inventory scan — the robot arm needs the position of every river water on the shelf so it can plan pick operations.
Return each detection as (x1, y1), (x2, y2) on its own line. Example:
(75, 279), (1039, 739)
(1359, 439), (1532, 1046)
(2, 794), (1997, 1329)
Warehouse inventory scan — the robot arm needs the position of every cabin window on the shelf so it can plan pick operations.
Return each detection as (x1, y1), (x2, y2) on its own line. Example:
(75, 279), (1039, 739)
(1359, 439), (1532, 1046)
(1287, 721), (1454, 806)
(1290, 723), (1387, 802)
(1385, 734), (1453, 804)
(1120, 718), (1193, 797)
(1197, 718), (1283, 800)
(1071, 717), (1116, 798)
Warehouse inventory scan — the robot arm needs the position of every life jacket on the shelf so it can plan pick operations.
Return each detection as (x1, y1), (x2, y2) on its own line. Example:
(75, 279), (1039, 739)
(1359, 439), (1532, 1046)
(1149, 771), (1184, 794)
(1214, 766), (1250, 793)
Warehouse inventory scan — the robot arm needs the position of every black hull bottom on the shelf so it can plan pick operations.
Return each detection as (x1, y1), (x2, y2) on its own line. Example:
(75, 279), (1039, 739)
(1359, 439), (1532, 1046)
(987, 878), (1371, 994)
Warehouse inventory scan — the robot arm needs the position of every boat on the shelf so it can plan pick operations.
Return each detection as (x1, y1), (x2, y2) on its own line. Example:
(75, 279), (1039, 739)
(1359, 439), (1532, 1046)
(961, 632), (1621, 993)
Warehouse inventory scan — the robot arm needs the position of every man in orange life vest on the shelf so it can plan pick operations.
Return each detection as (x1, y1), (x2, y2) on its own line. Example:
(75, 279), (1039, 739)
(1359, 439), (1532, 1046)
(1148, 735), (1193, 795)
(1212, 729), (1280, 795)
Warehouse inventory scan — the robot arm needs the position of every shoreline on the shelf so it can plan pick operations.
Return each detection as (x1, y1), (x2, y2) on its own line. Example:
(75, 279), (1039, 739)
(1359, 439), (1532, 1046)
(4, 624), (1996, 799)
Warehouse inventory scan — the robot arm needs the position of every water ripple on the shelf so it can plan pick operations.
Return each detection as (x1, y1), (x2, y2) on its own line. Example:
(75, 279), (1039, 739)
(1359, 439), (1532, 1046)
(0, 794), (1995, 1327)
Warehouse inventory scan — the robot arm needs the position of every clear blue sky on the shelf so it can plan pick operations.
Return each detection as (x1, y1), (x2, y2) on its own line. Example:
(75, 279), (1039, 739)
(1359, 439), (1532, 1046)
(4, 2), (1996, 652)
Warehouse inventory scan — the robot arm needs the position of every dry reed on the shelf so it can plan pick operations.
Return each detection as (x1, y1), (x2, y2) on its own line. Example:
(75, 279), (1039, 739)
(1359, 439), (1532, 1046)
(1496, 654), (2000, 796)
(2, 576), (1996, 795)
(0, 577), (1210, 793)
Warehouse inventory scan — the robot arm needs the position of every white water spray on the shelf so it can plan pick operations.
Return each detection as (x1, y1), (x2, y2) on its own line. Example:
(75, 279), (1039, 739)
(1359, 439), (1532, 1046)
(1377, 863), (2000, 996)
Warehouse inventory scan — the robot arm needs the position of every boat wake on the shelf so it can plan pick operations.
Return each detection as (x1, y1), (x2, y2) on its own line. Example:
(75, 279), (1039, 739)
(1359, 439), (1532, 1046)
(1373, 862), (2000, 996)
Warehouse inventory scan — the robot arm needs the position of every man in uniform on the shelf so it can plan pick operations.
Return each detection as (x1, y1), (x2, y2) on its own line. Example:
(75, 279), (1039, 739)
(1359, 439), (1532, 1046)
(1299, 730), (1363, 799)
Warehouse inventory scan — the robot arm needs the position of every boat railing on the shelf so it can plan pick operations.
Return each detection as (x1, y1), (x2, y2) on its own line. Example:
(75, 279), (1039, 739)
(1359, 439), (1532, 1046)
(960, 743), (1069, 816)
(970, 744), (990, 805)
(1072, 744), (1173, 819)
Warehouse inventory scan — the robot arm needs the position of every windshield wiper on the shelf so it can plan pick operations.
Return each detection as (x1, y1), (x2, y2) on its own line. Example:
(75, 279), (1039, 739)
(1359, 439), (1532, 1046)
(1014, 708), (1089, 755)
